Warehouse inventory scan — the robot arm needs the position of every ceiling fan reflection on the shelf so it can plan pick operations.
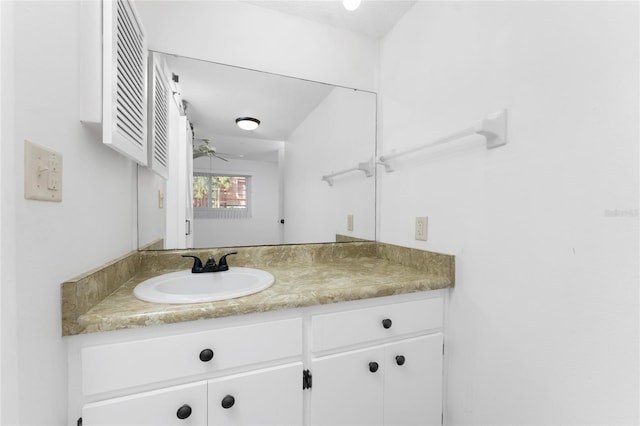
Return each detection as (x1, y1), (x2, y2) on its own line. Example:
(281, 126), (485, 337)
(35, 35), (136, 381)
(193, 138), (230, 161)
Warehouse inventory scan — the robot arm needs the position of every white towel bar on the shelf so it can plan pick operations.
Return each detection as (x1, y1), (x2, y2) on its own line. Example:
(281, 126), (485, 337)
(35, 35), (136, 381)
(322, 158), (374, 186)
(378, 109), (507, 172)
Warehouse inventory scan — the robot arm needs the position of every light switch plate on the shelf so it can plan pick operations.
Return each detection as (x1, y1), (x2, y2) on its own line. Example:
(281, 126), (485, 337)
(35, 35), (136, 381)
(24, 140), (63, 202)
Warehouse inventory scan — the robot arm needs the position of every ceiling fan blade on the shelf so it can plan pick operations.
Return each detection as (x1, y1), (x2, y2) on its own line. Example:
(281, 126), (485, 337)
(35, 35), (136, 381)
(192, 138), (230, 161)
(193, 151), (230, 161)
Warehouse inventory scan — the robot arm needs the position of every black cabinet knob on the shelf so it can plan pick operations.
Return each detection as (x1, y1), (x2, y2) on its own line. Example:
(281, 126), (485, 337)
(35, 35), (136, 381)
(382, 318), (392, 329)
(369, 362), (379, 373)
(221, 395), (235, 409)
(396, 355), (406, 366)
(176, 404), (192, 420)
(199, 348), (214, 362)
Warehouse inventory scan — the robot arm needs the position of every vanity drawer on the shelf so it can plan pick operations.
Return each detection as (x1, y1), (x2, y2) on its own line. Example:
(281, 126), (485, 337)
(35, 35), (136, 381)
(82, 318), (302, 396)
(311, 297), (443, 353)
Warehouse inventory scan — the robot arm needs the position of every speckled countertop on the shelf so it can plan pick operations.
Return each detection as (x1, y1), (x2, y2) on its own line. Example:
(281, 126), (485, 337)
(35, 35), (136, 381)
(62, 242), (454, 336)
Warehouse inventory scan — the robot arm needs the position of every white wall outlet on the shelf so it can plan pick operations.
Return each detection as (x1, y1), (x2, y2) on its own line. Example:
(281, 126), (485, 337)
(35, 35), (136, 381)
(24, 140), (63, 202)
(158, 190), (165, 208)
(415, 216), (428, 241)
(347, 214), (354, 232)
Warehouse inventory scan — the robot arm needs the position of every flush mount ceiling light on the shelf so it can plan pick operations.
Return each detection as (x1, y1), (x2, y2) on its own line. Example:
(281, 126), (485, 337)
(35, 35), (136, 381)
(235, 117), (260, 131)
(342, 0), (361, 11)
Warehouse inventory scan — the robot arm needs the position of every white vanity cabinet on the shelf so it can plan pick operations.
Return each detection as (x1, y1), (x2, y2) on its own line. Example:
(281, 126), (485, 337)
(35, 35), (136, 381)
(68, 292), (446, 426)
(70, 317), (304, 426)
(308, 297), (445, 426)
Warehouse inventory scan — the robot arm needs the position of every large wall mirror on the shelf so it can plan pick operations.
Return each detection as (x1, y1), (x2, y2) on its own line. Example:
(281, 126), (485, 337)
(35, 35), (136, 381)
(138, 52), (377, 250)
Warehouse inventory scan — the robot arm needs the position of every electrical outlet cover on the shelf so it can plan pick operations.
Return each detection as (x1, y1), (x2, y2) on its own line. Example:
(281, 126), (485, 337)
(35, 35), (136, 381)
(347, 214), (354, 232)
(415, 216), (428, 241)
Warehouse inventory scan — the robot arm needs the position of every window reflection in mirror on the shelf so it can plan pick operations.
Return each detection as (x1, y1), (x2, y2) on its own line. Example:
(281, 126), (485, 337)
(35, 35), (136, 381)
(194, 174), (251, 217)
(138, 52), (377, 250)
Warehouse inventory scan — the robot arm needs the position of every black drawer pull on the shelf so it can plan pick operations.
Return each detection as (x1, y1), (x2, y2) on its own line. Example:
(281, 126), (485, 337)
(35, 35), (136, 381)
(221, 394), (235, 409)
(199, 348), (214, 362)
(382, 318), (392, 329)
(176, 404), (192, 420)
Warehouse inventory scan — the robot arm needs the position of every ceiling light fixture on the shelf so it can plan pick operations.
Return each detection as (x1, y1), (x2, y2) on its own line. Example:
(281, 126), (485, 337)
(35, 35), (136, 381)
(235, 117), (261, 131)
(342, 0), (361, 11)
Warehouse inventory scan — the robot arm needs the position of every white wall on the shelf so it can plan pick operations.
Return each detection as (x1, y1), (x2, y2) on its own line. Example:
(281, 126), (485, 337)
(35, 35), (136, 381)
(2, 1), (139, 424)
(285, 87), (377, 243)
(137, 167), (166, 248)
(135, 0), (379, 92)
(0, 3), (19, 424)
(193, 157), (281, 248)
(378, 2), (639, 424)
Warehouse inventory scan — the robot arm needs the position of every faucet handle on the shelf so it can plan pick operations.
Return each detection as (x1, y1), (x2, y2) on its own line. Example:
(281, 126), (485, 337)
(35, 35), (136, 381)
(181, 255), (203, 272)
(218, 252), (238, 269)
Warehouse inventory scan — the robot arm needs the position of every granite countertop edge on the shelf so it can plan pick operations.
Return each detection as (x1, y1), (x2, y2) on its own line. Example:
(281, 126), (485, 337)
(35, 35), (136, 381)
(64, 243), (455, 336)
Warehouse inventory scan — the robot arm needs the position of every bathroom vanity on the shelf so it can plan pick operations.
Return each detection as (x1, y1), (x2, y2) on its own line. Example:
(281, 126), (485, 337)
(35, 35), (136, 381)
(63, 242), (454, 425)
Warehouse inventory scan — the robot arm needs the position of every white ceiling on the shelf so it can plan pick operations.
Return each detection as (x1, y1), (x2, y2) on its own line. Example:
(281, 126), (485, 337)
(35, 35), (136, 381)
(163, 54), (335, 162)
(244, 0), (416, 39)
(147, 1), (415, 164)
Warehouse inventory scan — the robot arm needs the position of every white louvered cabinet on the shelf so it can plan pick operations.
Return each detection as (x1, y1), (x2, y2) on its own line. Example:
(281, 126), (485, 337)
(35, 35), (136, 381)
(80, 0), (148, 165)
(147, 51), (170, 178)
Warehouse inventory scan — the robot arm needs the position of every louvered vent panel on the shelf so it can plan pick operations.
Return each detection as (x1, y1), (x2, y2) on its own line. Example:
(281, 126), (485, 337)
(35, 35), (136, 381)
(115, 0), (145, 148)
(152, 67), (169, 168)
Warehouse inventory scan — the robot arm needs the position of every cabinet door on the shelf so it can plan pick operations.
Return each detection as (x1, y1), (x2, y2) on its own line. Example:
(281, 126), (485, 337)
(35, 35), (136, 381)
(82, 381), (207, 426)
(207, 362), (303, 426)
(102, 0), (148, 165)
(384, 334), (443, 426)
(309, 346), (384, 426)
(147, 51), (170, 179)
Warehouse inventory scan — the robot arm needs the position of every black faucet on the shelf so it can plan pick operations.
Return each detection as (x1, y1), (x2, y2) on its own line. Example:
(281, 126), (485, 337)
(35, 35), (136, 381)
(182, 252), (238, 273)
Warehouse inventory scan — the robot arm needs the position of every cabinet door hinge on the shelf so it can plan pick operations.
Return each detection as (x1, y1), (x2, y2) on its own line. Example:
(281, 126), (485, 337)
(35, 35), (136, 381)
(303, 369), (312, 390)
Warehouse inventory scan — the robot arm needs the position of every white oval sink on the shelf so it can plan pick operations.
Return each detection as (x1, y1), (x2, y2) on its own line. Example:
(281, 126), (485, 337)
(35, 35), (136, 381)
(134, 267), (275, 304)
